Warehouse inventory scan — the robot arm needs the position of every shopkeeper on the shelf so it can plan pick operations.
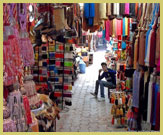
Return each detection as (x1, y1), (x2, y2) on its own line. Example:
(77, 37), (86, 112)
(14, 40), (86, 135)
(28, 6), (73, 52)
(91, 62), (116, 101)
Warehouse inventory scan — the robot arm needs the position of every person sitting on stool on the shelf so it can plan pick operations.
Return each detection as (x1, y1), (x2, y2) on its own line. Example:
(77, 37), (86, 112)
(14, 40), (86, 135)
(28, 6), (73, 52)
(91, 62), (116, 101)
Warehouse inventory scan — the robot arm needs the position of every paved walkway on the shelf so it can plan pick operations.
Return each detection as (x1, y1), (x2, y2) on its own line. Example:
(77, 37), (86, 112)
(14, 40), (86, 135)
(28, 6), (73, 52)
(56, 50), (126, 132)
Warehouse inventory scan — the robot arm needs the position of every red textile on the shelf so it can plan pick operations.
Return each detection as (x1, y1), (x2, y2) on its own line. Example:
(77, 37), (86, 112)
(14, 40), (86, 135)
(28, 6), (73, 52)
(23, 96), (32, 124)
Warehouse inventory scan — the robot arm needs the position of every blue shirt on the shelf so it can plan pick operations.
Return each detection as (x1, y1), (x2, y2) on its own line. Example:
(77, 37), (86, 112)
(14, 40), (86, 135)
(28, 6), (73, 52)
(98, 68), (116, 85)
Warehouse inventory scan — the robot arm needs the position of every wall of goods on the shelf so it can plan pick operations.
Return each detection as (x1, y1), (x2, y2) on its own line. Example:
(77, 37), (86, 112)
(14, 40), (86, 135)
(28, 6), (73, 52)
(96, 3), (160, 131)
(3, 3), (82, 132)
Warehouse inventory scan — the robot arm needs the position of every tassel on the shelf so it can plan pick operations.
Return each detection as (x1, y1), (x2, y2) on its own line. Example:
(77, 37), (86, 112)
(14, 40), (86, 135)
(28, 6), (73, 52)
(116, 108), (120, 116)
(120, 107), (123, 116)
(112, 117), (114, 125)
(121, 117), (125, 125)
(118, 118), (121, 125)
(122, 95), (126, 104)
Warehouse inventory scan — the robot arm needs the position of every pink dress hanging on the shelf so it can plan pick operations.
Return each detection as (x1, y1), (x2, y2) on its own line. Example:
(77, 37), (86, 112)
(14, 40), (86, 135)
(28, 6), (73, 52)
(125, 3), (130, 15)
(105, 20), (110, 41)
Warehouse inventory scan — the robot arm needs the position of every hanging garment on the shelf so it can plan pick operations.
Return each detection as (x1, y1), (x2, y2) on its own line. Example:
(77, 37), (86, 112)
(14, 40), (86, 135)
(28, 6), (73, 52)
(122, 18), (126, 37)
(155, 91), (160, 130)
(84, 3), (95, 26)
(120, 3), (125, 16)
(154, 83), (159, 126)
(133, 35), (139, 69)
(106, 3), (111, 16)
(116, 19), (122, 36)
(83, 17), (100, 32)
(147, 74), (155, 123)
(113, 3), (119, 16)
(138, 3), (147, 28)
(124, 3), (130, 15)
(144, 3), (153, 22)
(155, 25), (160, 65)
(132, 70), (141, 108)
(99, 3), (107, 22)
(109, 19), (113, 36)
(142, 72), (150, 121)
(156, 57), (160, 72)
(94, 3), (100, 25)
(129, 3), (135, 17)
(138, 30), (146, 66)
(137, 3), (143, 22)
(112, 18), (116, 37)
(125, 17), (129, 36)
(138, 72), (144, 129)
(149, 24), (157, 67)
(105, 20), (110, 41)
(150, 83), (159, 126)
(135, 3), (138, 17)
(145, 29), (153, 66)
(145, 3), (159, 66)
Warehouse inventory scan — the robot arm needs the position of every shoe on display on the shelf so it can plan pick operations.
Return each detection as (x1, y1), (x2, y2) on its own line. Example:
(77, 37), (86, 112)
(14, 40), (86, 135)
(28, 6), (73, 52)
(98, 97), (105, 102)
(90, 92), (97, 98)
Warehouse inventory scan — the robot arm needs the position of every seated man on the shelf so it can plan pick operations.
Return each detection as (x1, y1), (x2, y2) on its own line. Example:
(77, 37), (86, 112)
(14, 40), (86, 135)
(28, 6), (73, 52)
(91, 62), (116, 101)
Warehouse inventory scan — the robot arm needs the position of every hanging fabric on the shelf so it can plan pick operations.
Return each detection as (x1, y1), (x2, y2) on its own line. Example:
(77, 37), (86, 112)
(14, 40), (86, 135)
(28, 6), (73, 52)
(99, 3), (107, 25)
(105, 20), (110, 41)
(112, 18), (116, 37)
(120, 3), (125, 16)
(122, 18), (125, 37)
(113, 3), (119, 16)
(106, 3), (111, 16)
(145, 3), (159, 67)
(124, 3), (130, 15)
(84, 3), (95, 26)
(129, 3), (135, 17)
(93, 3), (100, 26)
(116, 19), (122, 36)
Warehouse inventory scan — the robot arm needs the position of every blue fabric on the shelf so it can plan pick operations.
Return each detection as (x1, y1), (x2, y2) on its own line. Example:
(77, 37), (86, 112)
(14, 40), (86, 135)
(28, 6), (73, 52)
(84, 3), (89, 18)
(89, 3), (95, 17)
(122, 41), (126, 50)
(88, 18), (93, 26)
(98, 68), (116, 85)
(84, 3), (95, 26)
(123, 18), (125, 37)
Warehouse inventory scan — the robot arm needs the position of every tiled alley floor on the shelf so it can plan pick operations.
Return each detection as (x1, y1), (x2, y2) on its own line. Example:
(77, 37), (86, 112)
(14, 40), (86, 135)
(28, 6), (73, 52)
(56, 50), (126, 132)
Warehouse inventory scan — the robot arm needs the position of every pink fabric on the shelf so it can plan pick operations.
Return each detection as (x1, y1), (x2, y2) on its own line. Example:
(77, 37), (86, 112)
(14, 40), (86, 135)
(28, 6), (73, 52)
(97, 31), (102, 38)
(116, 19), (122, 36)
(125, 3), (130, 15)
(105, 20), (110, 41)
